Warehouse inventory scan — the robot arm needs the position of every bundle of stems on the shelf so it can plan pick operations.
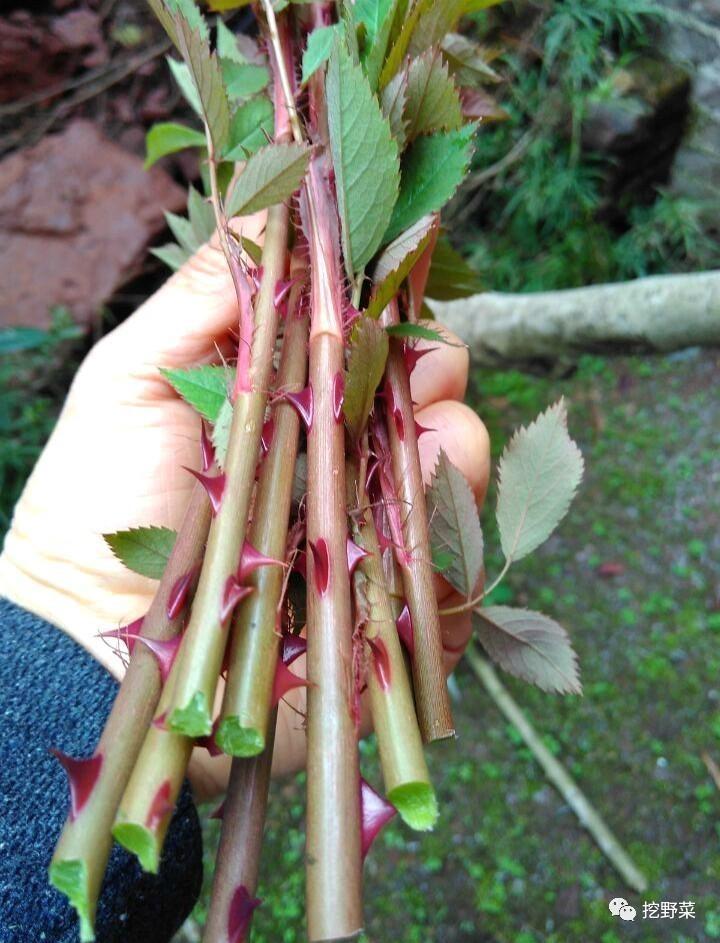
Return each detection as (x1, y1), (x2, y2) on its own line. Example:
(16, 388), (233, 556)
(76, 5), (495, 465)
(48, 1), (509, 940)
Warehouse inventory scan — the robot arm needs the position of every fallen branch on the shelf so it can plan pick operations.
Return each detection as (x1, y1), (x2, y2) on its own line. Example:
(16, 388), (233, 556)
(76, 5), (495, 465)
(431, 270), (720, 367)
(465, 643), (648, 893)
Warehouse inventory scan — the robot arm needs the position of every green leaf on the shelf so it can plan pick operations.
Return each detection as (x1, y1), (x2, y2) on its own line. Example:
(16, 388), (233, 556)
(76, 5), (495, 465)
(326, 39), (400, 277)
(167, 57), (203, 115)
(407, 0), (466, 58)
(354, 0), (393, 38)
(343, 319), (389, 441)
(427, 450), (483, 596)
(380, 67), (408, 148)
(221, 60), (269, 101)
(424, 234), (482, 299)
(207, 0), (252, 9)
(151, 243), (190, 270)
(404, 49), (462, 141)
(164, 210), (199, 253)
(496, 399), (584, 564)
(161, 364), (230, 421)
(302, 24), (342, 83)
(239, 235), (263, 265)
(367, 214), (436, 319)
(215, 17), (245, 63)
(224, 141), (311, 218)
(378, 0), (432, 90)
(148, 0), (210, 48)
(187, 185), (216, 244)
(356, 0), (399, 90)
(174, 14), (230, 152)
(224, 96), (274, 159)
(212, 397), (233, 466)
(384, 123), (475, 243)
(441, 33), (500, 87)
(385, 322), (460, 344)
(144, 122), (206, 168)
(104, 526), (177, 580)
(475, 606), (582, 695)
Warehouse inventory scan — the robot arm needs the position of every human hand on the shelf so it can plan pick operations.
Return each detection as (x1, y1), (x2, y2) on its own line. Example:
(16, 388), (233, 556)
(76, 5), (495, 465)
(0, 214), (489, 797)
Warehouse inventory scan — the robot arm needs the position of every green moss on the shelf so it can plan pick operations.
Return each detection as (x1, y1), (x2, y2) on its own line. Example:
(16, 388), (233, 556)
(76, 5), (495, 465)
(388, 782), (438, 831)
(48, 859), (95, 942)
(215, 718), (265, 757)
(112, 823), (160, 874)
(168, 691), (211, 738)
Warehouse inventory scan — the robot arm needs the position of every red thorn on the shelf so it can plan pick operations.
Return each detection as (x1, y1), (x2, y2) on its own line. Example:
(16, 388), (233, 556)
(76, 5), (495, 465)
(183, 467), (226, 515)
(368, 636), (391, 691)
(402, 343), (434, 376)
(145, 779), (173, 832)
(209, 799), (225, 821)
(360, 777), (396, 859)
(396, 604), (414, 656)
(272, 659), (309, 706)
(200, 421), (215, 472)
(97, 615), (144, 654)
(51, 750), (103, 822)
(309, 538), (330, 596)
(414, 419), (434, 440)
(167, 568), (196, 621)
(332, 371), (344, 422)
(236, 539), (283, 584)
(281, 633), (307, 665)
(347, 537), (370, 577)
(221, 576), (253, 625)
(386, 383), (405, 441)
(260, 417), (275, 456)
(152, 710), (168, 730)
(131, 635), (182, 683)
(228, 885), (262, 943)
(274, 275), (300, 314)
(285, 385), (314, 431)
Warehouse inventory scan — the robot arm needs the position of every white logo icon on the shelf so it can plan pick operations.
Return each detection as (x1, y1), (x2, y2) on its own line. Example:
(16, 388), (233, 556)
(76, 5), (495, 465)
(608, 898), (637, 921)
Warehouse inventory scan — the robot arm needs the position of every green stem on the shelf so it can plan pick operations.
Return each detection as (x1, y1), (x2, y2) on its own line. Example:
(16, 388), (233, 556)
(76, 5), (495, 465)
(381, 299), (454, 743)
(202, 715), (277, 943)
(48, 481), (211, 941)
(166, 202), (290, 737)
(347, 456), (437, 831)
(217, 268), (309, 756)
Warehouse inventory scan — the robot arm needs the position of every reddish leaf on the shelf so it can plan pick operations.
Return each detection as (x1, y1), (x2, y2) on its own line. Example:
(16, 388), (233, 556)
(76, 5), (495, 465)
(183, 467), (226, 514)
(145, 779), (173, 832)
(272, 659), (309, 707)
(51, 750), (103, 821)
(360, 777), (396, 858)
(228, 885), (262, 943)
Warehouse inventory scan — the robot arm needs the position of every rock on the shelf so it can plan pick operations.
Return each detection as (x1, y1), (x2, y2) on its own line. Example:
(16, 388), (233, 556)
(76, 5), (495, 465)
(0, 120), (185, 329)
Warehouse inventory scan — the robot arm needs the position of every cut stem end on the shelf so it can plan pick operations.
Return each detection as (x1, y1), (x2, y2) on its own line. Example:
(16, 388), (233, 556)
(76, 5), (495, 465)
(167, 692), (212, 738)
(48, 859), (95, 943)
(388, 782), (438, 832)
(112, 823), (160, 874)
(215, 718), (265, 757)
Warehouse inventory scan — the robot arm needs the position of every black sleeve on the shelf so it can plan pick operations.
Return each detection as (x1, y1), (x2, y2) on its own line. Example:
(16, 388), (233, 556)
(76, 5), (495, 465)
(0, 598), (203, 943)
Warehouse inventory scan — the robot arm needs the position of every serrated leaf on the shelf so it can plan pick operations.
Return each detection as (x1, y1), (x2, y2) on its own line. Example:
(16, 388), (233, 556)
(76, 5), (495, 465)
(224, 96), (274, 159)
(148, 0), (210, 48)
(475, 606), (582, 695)
(215, 17), (245, 63)
(427, 450), (483, 596)
(187, 185), (216, 244)
(404, 49), (462, 141)
(425, 234), (482, 299)
(384, 123), (475, 243)
(302, 24), (342, 83)
(385, 322), (460, 344)
(326, 40), (400, 277)
(167, 57), (203, 115)
(174, 15), (230, 152)
(407, 0), (466, 58)
(356, 0), (398, 90)
(165, 210), (199, 253)
(378, 0), (432, 90)
(221, 59), (269, 101)
(496, 399), (584, 564)
(380, 66), (408, 148)
(366, 214), (436, 319)
(161, 364), (230, 421)
(441, 33), (500, 87)
(144, 122), (206, 168)
(212, 397), (233, 467)
(239, 235), (263, 265)
(104, 526), (177, 580)
(151, 243), (191, 270)
(343, 319), (389, 441)
(225, 141), (311, 218)
(354, 0), (393, 38)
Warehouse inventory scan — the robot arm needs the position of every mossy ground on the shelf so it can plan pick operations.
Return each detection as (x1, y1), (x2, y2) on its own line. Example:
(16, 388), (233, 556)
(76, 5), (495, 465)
(181, 349), (720, 943)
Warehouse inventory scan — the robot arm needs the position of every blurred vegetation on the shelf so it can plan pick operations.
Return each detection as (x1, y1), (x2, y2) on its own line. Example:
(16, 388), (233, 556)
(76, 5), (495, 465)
(454, 0), (720, 291)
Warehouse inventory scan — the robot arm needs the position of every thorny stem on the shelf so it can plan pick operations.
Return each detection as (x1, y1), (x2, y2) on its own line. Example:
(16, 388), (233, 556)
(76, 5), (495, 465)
(381, 300), (454, 742)
(217, 269), (309, 756)
(202, 715), (277, 943)
(261, 1), (304, 145)
(347, 455), (437, 831)
(48, 481), (211, 941)
(303, 148), (363, 941)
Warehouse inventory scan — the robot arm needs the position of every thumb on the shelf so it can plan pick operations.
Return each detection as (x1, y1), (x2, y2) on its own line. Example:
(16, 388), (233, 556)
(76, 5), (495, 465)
(91, 210), (266, 378)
